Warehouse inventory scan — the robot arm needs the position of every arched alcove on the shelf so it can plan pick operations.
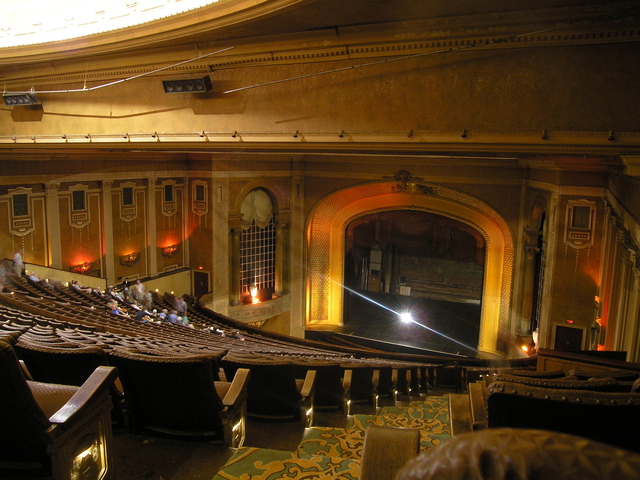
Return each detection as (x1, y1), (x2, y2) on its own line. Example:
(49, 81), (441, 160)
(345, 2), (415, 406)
(305, 178), (514, 357)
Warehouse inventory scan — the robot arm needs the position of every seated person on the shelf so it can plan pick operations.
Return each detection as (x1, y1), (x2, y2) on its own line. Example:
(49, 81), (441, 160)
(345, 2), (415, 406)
(92, 287), (106, 297)
(28, 272), (54, 290)
(107, 301), (130, 319)
(167, 310), (183, 325)
(106, 286), (124, 302)
(70, 279), (92, 294)
(135, 308), (152, 323)
(229, 329), (245, 340)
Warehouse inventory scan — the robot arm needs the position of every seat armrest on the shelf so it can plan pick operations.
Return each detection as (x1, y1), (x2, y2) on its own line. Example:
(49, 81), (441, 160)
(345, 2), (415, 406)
(222, 368), (251, 407)
(19, 359), (33, 380)
(372, 369), (380, 390)
(300, 369), (316, 398)
(342, 369), (353, 392)
(49, 366), (118, 425)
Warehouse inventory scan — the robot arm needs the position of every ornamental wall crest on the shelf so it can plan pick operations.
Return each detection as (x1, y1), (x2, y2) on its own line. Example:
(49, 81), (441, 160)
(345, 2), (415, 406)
(384, 170), (437, 195)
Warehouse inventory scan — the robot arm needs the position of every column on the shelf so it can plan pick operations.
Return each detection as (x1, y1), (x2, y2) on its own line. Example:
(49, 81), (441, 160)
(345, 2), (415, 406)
(102, 181), (115, 285)
(147, 177), (158, 277)
(45, 182), (62, 269)
(520, 229), (541, 332)
(229, 228), (241, 306)
(275, 219), (289, 296)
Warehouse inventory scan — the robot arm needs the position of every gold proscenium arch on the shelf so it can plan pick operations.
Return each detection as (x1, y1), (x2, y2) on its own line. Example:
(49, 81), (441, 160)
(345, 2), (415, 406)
(305, 180), (514, 357)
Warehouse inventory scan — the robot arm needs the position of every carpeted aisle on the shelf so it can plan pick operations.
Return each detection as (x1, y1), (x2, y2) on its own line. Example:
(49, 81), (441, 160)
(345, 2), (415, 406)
(211, 395), (451, 480)
(212, 447), (360, 480)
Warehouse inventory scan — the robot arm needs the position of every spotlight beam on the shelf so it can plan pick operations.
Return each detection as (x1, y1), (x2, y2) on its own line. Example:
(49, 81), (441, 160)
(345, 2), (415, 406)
(403, 316), (479, 354)
(337, 280), (479, 354)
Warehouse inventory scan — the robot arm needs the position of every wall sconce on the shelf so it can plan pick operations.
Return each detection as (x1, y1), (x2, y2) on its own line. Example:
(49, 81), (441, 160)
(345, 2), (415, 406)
(70, 261), (94, 274)
(160, 244), (178, 257)
(120, 252), (140, 267)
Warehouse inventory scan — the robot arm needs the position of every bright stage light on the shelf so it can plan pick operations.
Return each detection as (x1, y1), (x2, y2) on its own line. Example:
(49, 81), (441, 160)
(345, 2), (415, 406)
(399, 312), (414, 323)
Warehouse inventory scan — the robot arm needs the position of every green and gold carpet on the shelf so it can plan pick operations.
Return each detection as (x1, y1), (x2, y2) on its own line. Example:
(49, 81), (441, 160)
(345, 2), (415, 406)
(211, 447), (360, 480)
(212, 395), (451, 479)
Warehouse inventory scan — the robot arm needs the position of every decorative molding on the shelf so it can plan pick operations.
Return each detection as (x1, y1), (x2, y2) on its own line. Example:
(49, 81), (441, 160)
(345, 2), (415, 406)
(384, 170), (437, 195)
(160, 244), (178, 257)
(228, 294), (290, 324)
(306, 179), (515, 355)
(564, 199), (597, 250)
(1, 130), (639, 157)
(120, 251), (140, 267)
(2, 1), (639, 86)
(70, 260), (98, 274)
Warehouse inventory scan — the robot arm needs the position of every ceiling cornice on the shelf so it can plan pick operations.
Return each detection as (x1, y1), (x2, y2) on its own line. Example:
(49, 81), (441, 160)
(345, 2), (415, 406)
(2, 2), (639, 88)
(0, 130), (637, 160)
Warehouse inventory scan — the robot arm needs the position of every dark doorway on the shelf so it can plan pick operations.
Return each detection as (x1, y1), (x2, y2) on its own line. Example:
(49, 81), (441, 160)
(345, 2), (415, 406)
(342, 210), (485, 356)
(554, 325), (584, 351)
(193, 271), (209, 299)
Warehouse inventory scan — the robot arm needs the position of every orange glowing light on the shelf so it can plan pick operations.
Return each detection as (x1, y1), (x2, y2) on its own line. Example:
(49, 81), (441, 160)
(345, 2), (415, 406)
(120, 251), (140, 267)
(72, 262), (91, 274)
(161, 244), (178, 257)
(250, 284), (259, 304)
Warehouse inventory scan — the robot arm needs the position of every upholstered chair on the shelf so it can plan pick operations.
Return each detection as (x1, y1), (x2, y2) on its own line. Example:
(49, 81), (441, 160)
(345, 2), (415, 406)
(0, 339), (118, 479)
(109, 349), (250, 447)
(486, 380), (640, 452)
(222, 355), (316, 426)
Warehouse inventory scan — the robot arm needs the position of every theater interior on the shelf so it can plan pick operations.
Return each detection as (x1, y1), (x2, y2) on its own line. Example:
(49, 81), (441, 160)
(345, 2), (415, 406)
(2, 0), (640, 479)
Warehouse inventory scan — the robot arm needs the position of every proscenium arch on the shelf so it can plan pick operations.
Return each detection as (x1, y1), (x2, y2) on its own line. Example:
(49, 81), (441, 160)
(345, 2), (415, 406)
(305, 181), (514, 357)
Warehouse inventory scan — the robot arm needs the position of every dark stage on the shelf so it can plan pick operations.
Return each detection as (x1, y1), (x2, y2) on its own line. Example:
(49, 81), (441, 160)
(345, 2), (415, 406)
(337, 290), (481, 357)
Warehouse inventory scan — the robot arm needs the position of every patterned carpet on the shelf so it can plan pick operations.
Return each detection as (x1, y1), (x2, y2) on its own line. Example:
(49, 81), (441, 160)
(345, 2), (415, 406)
(212, 395), (451, 479)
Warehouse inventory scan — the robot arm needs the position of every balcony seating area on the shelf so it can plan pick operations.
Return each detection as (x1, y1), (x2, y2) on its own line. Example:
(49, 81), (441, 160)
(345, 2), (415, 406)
(5, 268), (640, 478)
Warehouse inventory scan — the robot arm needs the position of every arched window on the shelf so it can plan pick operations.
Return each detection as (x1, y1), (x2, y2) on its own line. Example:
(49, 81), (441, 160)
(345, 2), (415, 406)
(240, 189), (276, 301)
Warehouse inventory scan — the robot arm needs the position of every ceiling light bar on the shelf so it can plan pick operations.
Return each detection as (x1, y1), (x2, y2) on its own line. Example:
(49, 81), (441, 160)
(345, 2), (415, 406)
(3, 93), (38, 105)
(162, 76), (212, 94)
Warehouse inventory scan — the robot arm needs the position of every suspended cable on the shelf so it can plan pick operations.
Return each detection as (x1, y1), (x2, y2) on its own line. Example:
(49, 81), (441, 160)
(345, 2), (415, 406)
(222, 6), (640, 94)
(4, 46), (235, 95)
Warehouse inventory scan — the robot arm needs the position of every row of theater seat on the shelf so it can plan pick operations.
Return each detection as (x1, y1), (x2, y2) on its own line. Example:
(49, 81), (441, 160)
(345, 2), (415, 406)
(449, 366), (640, 454)
(0, 297), (440, 434)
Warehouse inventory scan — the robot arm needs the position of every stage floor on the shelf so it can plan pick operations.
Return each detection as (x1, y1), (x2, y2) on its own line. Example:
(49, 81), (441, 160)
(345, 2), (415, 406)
(338, 291), (481, 357)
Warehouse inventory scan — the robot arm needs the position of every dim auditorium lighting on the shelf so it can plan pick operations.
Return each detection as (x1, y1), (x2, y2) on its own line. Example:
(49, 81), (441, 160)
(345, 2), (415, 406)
(399, 312), (414, 323)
